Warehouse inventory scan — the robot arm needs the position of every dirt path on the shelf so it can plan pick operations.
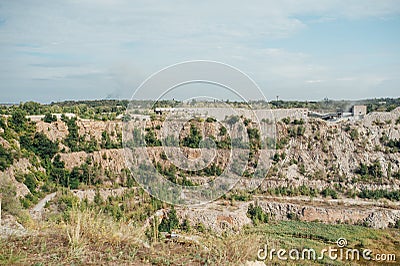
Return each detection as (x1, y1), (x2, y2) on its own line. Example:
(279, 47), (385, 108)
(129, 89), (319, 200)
(30, 192), (57, 218)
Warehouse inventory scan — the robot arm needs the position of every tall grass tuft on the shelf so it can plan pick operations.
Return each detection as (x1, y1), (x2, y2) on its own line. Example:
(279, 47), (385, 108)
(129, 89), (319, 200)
(64, 206), (145, 260)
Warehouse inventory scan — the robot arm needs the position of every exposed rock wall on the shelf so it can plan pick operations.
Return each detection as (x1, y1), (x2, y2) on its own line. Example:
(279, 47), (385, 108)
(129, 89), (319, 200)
(177, 199), (400, 233)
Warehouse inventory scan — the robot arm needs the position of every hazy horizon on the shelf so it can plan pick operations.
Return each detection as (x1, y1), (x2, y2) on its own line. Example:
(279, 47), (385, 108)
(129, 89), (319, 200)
(1, 96), (399, 106)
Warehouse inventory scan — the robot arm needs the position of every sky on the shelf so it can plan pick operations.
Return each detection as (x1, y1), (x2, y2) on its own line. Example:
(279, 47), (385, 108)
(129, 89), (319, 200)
(0, 0), (399, 103)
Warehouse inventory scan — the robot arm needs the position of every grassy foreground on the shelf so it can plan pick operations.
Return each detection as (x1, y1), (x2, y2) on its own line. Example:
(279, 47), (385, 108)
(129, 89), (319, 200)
(1, 207), (399, 265)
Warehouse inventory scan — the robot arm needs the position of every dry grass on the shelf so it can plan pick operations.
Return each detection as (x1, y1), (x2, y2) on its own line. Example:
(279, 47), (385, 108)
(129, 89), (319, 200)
(1, 214), (399, 265)
(65, 207), (145, 247)
(62, 206), (146, 262)
(200, 233), (263, 265)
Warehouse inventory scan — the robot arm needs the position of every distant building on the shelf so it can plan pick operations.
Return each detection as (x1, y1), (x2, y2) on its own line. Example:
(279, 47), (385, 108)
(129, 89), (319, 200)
(26, 113), (76, 122)
(352, 105), (367, 118)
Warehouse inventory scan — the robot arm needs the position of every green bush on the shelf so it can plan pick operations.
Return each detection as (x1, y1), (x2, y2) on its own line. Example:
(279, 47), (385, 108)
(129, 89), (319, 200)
(8, 109), (28, 133)
(394, 220), (400, 229)
(355, 160), (383, 179)
(206, 117), (216, 123)
(321, 187), (338, 199)
(62, 116), (80, 151)
(158, 208), (179, 233)
(20, 132), (58, 160)
(282, 117), (290, 125)
(181, 218), (191, 232)
(0, 175), (24, 217)
(349, 129), (359, 141)
(358, 189), (400, 201)
(0, 145), (14, 171)
(23, 173), (38, 193)
(196, 222), (206, 233)
(145, 128), (161, 147)
(43, 113), (57, 123)
(292, 118), (304, 125)
(181, 124), (202, 148)
(287, 212), (300, 221)
(219, 126), (227, 136)
(247, 203), (269, 225)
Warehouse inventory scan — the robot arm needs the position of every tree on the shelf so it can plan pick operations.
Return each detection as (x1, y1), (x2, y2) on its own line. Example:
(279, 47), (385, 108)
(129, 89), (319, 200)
(23, 173), (37, 193)
(158, 207), (179, 233)
(62, 116), (81, 151)
(9, 109), (27, 133)
(206, 117), (216, 123)
(101, 131), (112, 149)
(181, 218), (191, 232)
(281, 117), (290, 125)
(247, 203), (269, 225)
(0, 145), (13, 171)
(369, 160), (383, 179)
(43, 113), (57, 123)
(21, 101), (41, 115)
(53, 154), (65, 168)
(20, 132), (58, 160)
(69, 167), (81, 189)
(356, 163), (368, 177)
(32, 132), (58, 159)
(182, 124), (202, 148)
(145, 128), (161, 147)
(219, 126), (227, 136)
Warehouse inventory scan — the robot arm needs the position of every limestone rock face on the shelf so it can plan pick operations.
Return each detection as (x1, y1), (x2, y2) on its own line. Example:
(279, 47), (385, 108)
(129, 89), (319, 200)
(2, 158), (33, 197)
(36, 120), (69, 142)
(77, 120), (122, 142)
(364, 210), (400, 228)
(2, 108), (400, 232)
(176, 199), (400, 233)
(178, 202), (252, 234)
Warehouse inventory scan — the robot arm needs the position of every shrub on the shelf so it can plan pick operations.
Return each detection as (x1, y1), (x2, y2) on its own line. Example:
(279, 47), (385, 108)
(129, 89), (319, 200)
(196, 222), (206, 233)
(62, 116), (80, 151)
(356, 160), (383, 180)
(349, 129), (359, 141)
(23, 173), (38, 193)
(20, 132), (58, 160)
(0, 145), (14, 171)
(216, 137), (231, 149)
(8, 109), (27, 133)
(0, 174), (24, 217)
(394, 220), (400, 229)
(219, 126), (227, 136)
(358, 189), (400, 201)
(287, 212), (300, 221)
(321, 187), (338, 199)
(206, 117), (216, 123)
(276, 137), (288, 149)
(182, 124), (202, 148)
(282, 117), (290, 125)
(247, 203), (269, 225)
(43, 113), (57, 123)
(181, 218), (191, 232)
(145, 128), (161, 147)
(292, 118), (304, 125)
(299, 164), (306, 175)
(158, 207), (179, 233)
